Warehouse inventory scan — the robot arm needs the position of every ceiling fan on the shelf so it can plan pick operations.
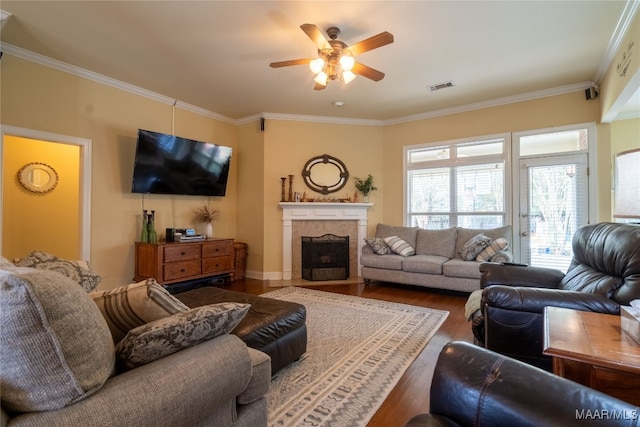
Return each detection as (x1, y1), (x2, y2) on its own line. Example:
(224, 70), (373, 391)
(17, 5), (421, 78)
(270, 24), (394, 90)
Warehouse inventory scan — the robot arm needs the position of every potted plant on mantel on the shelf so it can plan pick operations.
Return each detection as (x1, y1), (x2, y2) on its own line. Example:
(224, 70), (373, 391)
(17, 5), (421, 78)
(195, 204), (219, 238)
(354, 174), (377, 202)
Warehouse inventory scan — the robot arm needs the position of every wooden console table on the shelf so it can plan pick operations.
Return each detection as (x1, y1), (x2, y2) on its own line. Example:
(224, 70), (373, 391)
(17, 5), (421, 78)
(135, 238), (234, 286)
(543, 306), (640, 406)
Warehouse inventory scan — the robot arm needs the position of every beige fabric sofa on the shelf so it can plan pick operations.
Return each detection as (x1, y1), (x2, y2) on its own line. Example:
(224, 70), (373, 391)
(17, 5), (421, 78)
(361, 224), (513, 293)
(1, 260), (270, 427)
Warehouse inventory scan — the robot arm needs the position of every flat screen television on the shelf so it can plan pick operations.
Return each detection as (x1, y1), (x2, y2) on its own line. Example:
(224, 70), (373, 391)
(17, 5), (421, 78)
(131, 129), (232, 196)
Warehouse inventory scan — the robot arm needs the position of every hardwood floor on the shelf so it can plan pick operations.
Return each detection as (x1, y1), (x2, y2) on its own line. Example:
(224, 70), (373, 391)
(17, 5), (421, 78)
(225, 278), (475, 427)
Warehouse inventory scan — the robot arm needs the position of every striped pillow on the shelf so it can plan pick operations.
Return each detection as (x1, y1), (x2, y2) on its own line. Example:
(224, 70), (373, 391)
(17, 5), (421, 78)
(384, 235), (416, 257)
(476, 238), (509, 262)
(90, 279), (189, 343)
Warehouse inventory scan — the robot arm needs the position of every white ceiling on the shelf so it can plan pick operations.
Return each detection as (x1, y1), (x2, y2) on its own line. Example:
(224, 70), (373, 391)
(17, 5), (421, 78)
(1, 1), (638, 122)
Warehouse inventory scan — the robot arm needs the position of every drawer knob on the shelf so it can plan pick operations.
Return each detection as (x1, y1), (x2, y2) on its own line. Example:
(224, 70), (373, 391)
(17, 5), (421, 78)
(181, 252), (186, 256)
(180, 268), (185, 272)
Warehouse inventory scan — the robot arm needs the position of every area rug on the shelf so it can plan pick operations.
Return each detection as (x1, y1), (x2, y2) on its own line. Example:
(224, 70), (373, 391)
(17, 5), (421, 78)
(262, 287), (449, 427)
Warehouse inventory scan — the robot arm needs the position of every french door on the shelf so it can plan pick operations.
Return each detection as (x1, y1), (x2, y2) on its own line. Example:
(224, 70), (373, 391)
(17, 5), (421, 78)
(519, 153), (588, 271)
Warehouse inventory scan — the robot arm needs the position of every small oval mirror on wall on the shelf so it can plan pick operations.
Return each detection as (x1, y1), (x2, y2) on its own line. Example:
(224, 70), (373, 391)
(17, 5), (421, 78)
(18, 162), (59, 194)
(302, 154), (349, 195)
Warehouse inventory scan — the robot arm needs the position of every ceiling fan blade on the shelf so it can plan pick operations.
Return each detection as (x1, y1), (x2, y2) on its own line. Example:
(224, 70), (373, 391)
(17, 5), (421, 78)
(270, 59), (312, 68)
(313, 83), (327, 91)
(348, 32), (394, 56)
(352, 62), (385, 81)
(300, 23), (331, 50)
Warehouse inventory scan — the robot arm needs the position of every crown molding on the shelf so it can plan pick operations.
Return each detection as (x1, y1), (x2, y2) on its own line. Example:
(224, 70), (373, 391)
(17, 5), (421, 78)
(1, 43), (236, 124)
(0, 43), (602, 128)
(382, 82), (595, 126)
(593, 0), (640, 84)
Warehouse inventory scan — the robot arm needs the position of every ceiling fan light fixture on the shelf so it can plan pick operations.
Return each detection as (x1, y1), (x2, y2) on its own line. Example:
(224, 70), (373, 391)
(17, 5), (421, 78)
(309, 58), (325, 74)
(314, 72), (328, 86)
(342, 70), (357, 84)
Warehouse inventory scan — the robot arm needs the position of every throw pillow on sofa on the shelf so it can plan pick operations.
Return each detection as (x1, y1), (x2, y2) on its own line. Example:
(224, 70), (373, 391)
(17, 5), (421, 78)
(14, 250), (101, 292)
(384, 236), (416, 257)
(115, 302), (250, 371)
(90, 279), (190, 344)
(364, 237), (393, 255)
(476, 237), (509, 262)
(460, 234), (493, 261)
(0, 266), (114, 413)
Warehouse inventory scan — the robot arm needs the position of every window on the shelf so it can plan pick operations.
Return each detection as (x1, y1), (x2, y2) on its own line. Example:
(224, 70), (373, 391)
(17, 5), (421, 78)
(406, 137), (507, 229)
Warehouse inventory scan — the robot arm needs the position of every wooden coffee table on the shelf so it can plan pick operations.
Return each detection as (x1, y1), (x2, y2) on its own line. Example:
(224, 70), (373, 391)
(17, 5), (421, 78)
(543, 306), (640, 406)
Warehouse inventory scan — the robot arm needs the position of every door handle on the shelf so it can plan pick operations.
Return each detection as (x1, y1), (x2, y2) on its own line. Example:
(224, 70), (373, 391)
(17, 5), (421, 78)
(521, 231), (529, 237)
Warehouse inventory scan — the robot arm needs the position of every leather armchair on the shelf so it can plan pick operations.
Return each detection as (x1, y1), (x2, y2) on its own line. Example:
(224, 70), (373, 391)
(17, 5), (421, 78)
(404, 341), (639, 427)
(471, 222), (640, 370)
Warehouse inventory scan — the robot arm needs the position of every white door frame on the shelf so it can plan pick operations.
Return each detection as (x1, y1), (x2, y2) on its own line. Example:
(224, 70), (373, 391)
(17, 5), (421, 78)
(511, 122), (597, 262)
(0, 125), (92, 261)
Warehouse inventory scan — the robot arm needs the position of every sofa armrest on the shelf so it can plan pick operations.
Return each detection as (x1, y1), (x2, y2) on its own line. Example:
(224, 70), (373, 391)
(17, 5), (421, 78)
(479, 262), (565, 289)
(482, 286), (621, 314)
(6, 334), (258, 427)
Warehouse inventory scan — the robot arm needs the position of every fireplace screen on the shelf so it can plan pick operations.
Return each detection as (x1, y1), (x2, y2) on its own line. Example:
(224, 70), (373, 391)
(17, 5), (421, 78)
(301, 234), (349, 281)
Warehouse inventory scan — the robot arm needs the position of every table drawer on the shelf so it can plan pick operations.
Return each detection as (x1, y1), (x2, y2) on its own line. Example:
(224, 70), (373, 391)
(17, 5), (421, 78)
(202, 256), (233, 274)
(164, 259), (201, 281)
(202, 241), (233, 258)
(164, 244), (201, 262)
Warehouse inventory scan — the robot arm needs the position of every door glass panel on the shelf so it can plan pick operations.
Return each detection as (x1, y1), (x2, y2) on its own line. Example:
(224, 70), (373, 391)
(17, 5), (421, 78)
(520, 155), (587, 271)
(520, 129), (588, 156)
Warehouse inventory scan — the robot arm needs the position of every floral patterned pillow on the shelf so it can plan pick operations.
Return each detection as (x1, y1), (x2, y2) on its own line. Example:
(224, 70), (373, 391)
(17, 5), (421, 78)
(364, 237), (393, 255)
(14, 250), (101, 292)
(115, 302), (250, 371)
(459, 234), (493, 261)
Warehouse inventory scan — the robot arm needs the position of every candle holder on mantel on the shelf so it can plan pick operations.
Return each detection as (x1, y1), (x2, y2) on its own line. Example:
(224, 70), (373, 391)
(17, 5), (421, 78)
(288, 175), (294, 202)
(280, 177), (287, 202)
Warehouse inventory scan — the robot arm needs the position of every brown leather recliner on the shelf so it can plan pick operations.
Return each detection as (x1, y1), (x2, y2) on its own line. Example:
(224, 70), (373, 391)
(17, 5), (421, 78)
(471, 222), (640, 371)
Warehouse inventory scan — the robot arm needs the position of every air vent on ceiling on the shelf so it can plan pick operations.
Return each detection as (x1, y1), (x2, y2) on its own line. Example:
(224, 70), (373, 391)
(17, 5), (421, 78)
(427, 81), (455, 92)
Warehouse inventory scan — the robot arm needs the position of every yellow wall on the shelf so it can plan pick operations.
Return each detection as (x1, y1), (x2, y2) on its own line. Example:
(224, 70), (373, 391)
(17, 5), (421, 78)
(1, 56), (237, 289)
(2, 136), (80, 260)
(0, 52), (630, 288)
(260, 120), (384, 276)
(383, 91), (606, 225)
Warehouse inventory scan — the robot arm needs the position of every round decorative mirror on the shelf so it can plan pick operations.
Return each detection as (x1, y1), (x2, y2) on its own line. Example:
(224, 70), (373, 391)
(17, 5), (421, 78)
(302, 154), (349, 195)
(18, 162), (59, 194)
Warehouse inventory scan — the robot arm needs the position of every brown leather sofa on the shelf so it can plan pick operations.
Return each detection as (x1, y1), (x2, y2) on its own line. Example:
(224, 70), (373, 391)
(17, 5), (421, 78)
(471, 222), (640, 370)
(175, 286), (307, 375)
(404, 341), (639, 427)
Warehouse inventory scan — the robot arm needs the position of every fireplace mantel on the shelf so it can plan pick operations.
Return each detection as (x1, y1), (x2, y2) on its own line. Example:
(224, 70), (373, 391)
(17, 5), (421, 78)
(279, 202), (373, 280)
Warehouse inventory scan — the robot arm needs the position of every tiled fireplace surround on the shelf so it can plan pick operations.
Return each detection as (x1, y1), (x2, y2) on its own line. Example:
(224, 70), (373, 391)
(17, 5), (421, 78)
(280, 203), (373, 280)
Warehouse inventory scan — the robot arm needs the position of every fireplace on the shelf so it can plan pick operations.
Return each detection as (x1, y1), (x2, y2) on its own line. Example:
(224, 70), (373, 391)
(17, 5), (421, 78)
(302, 234), (349, 281)
(279, 202), (372, 280)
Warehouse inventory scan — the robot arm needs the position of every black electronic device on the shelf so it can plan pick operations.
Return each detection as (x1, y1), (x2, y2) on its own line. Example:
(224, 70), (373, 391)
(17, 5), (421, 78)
(131, 129), (232, 196)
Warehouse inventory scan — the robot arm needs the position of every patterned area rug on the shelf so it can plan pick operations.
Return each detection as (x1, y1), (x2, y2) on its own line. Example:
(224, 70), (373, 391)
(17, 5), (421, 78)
(262, 287), (449, 427)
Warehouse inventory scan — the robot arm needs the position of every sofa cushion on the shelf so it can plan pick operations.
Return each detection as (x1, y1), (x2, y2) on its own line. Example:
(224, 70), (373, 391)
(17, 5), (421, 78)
(476, 237), (509, 262)
(364, 237), (393, 255)
(375, 223), (419, 249)
(90, 279), (190, 344)
(460, 234), (493, 261)
(384, 236), (416, 257)
(14, 250), (101, 292)
(115, 302), (250, 371)
(455, 226), (512, 259)
(238, 348), (272, 405)
(443, 259), (483, 279)
(415, 228), (458, 258)
(1, 256), (14, 268)
(0, 267), (114, 413)
(360, 253), (404, 270)
(402, 255), (448, 274)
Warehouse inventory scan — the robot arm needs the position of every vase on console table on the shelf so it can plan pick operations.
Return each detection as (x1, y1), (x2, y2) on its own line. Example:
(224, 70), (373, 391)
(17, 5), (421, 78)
(205, 222), (213, 238)
(147, 211), (157, 244)
(141, 210), (149, 243)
